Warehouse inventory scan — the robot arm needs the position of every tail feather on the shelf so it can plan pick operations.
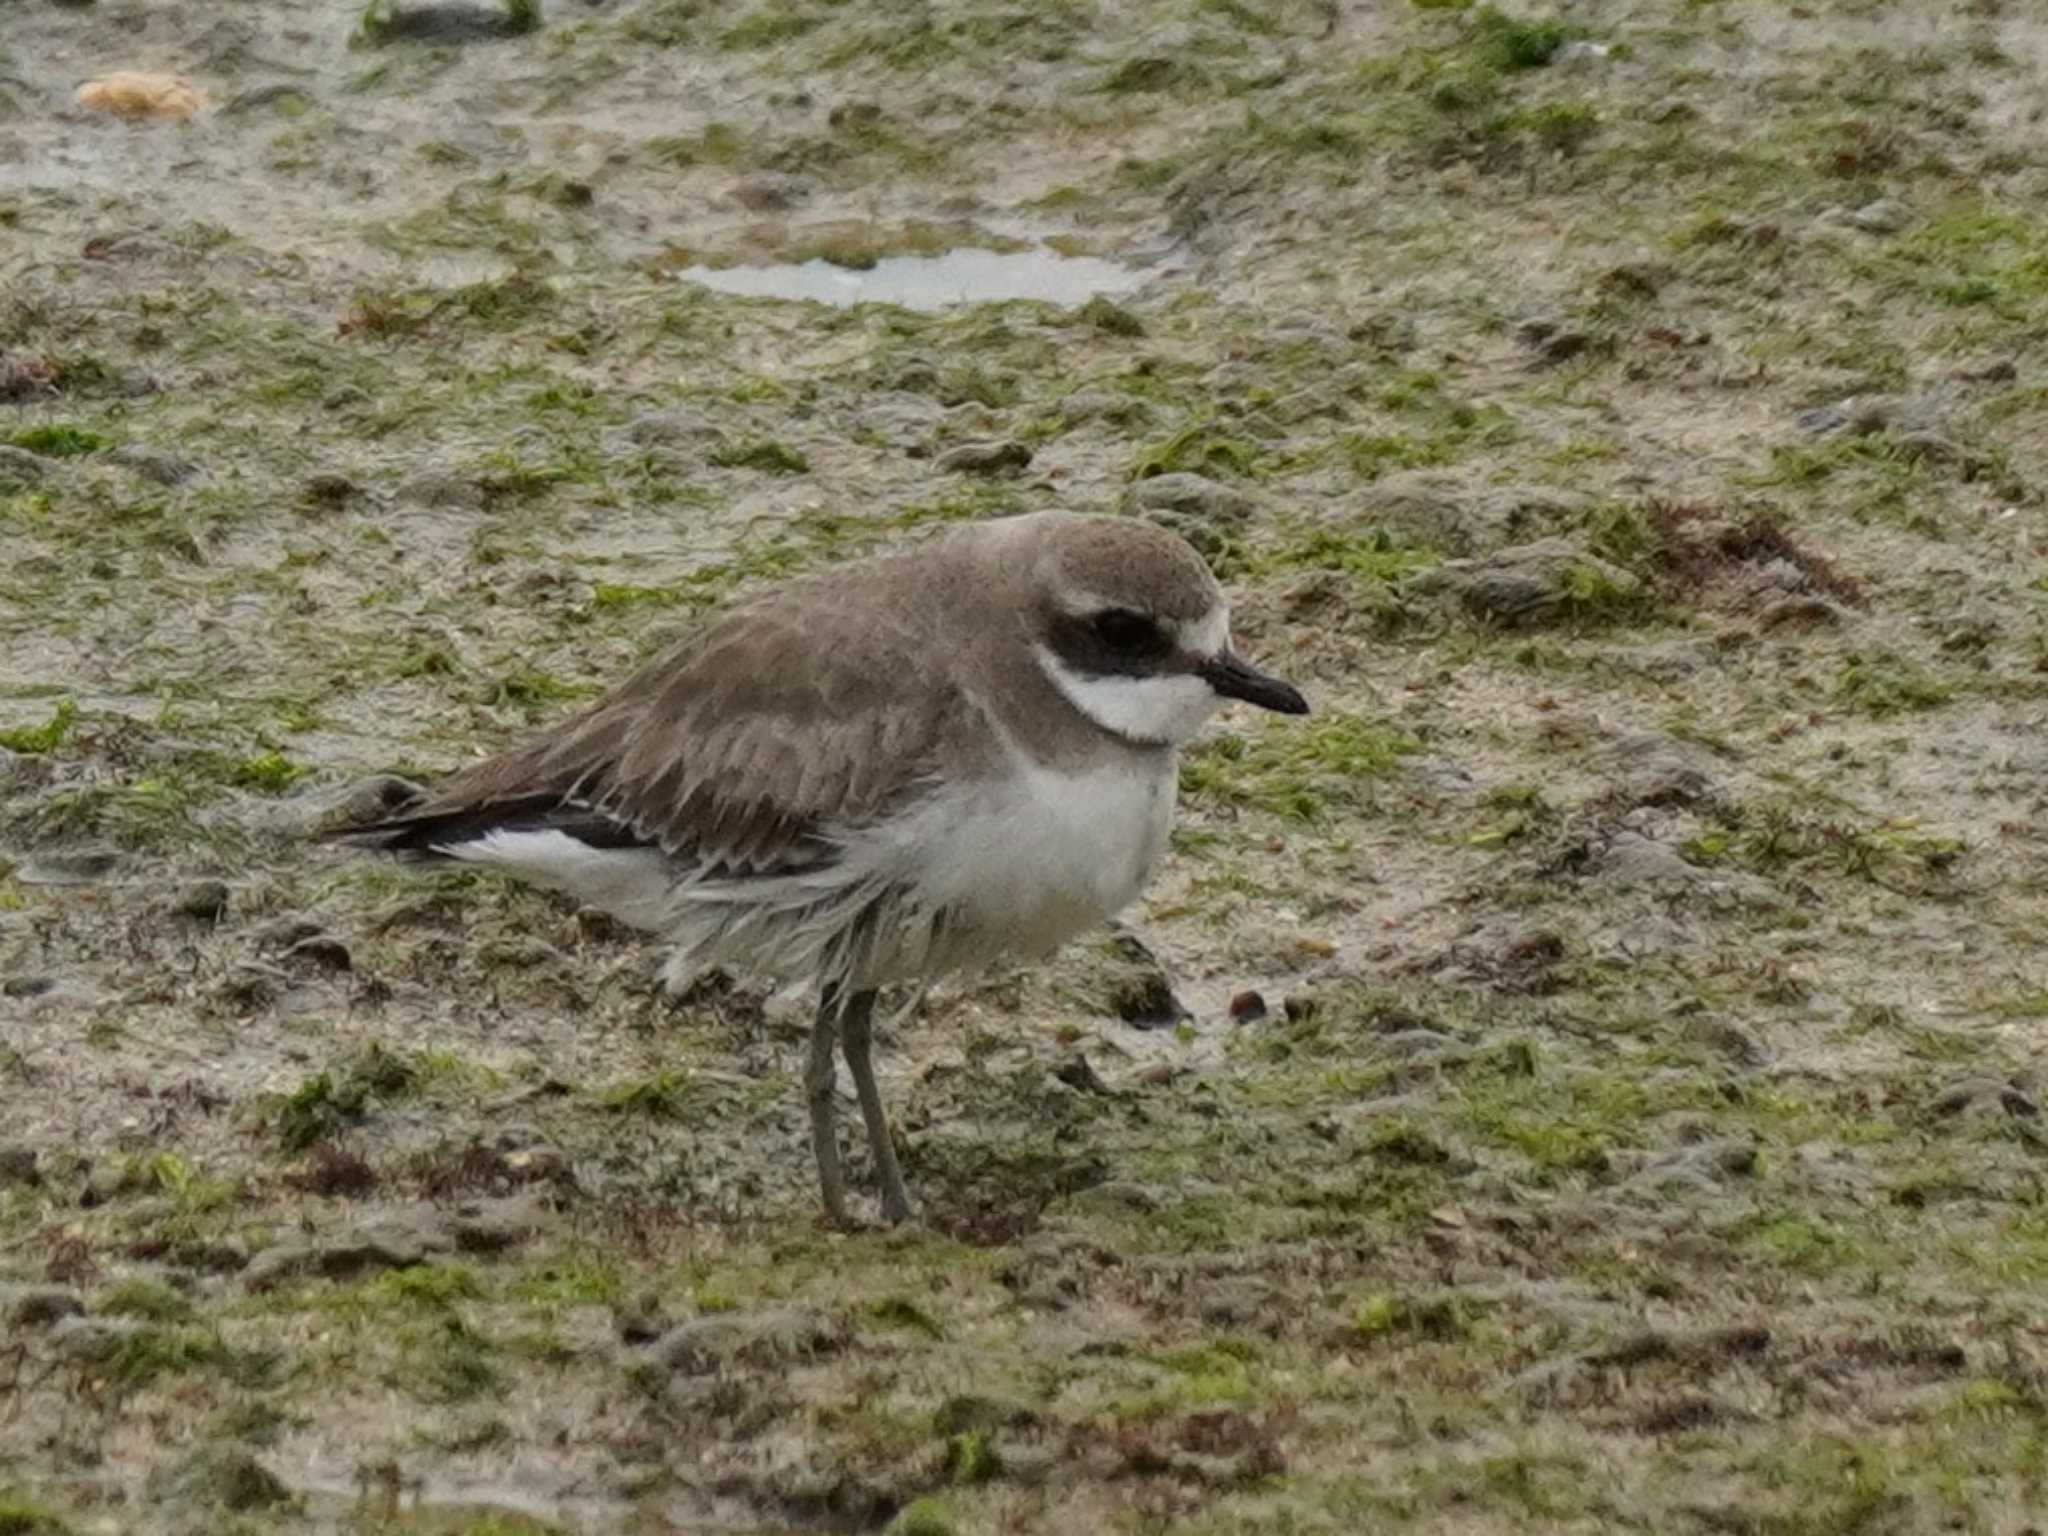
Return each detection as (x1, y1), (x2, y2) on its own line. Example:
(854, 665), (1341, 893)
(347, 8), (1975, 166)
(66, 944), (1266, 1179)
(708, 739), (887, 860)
(322, 794), (654, 858)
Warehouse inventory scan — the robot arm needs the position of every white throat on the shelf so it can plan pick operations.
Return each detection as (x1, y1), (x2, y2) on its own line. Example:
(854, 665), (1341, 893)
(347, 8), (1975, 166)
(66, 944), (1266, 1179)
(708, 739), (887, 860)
(1036, 646), (1221, 746)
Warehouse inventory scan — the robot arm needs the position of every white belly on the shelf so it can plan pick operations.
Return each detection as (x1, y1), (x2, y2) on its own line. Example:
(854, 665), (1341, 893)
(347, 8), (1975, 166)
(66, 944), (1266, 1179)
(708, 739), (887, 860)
(440, 756), (1181, 992)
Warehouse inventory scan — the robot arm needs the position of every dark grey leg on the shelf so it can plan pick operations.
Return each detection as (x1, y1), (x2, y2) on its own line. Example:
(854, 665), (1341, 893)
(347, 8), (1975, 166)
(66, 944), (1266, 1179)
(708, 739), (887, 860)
(806, 995), (848, 1225)
(839, 989), (915, 1225)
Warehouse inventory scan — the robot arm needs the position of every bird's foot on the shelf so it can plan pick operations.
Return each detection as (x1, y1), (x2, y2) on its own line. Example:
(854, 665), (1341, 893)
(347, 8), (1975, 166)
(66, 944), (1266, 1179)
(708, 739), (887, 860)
(878, 1188), (917, 1227)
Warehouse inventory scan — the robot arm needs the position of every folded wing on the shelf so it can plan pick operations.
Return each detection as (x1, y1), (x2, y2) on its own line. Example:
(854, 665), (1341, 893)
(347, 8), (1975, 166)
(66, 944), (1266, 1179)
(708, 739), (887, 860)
(331, 585), (963, 881)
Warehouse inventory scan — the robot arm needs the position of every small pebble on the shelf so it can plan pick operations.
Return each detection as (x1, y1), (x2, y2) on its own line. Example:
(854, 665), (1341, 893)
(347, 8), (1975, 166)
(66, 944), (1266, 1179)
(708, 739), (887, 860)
(1228, 989), (1268, 1023)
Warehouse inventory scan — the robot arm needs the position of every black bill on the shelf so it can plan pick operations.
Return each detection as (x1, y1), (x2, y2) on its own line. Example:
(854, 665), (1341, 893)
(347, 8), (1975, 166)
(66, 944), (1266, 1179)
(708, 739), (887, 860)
(1199, 651), (1310, 715)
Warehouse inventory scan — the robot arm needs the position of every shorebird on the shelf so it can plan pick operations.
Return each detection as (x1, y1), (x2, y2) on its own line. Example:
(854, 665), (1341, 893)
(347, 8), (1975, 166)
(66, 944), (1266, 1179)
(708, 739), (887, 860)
(332, 511), (1308, 1224)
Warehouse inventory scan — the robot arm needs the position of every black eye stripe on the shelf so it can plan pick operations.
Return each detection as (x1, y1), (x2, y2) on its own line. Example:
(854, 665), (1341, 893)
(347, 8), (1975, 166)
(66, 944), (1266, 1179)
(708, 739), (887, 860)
(1048, 607), (1178, 678)
(1092, 608), (1159, 649)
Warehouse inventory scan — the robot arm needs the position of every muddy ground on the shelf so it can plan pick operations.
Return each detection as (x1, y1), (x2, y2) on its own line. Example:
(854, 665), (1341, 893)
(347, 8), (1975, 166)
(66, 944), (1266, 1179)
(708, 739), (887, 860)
(3, 0), (2048, 1531)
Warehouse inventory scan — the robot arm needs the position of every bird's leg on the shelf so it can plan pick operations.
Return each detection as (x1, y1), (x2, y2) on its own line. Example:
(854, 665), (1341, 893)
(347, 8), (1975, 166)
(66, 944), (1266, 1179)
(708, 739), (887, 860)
(806, 992), (848, 1226)
(839, 988), (915, 1225)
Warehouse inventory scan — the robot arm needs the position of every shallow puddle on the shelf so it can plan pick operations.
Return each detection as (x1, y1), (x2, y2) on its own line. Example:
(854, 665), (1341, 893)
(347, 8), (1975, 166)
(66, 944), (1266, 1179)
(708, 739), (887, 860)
(670, 243), (1176, 310)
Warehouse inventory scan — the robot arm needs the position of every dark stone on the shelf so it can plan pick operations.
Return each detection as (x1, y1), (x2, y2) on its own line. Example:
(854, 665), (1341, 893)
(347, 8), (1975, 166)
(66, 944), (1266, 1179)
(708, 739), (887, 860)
(301, 473), (362, 510)
(172, 880), (231, 924)
(363, 3), (534, 45)
(1227, 990), (1267, 1023)
(1101, 933), (1187, 1030)
(934, 440), (1032, 476)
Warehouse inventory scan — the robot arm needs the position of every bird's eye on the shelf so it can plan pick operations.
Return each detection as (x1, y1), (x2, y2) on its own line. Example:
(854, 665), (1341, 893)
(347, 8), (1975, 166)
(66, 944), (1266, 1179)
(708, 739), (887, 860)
(1090, 609), (1158, 650)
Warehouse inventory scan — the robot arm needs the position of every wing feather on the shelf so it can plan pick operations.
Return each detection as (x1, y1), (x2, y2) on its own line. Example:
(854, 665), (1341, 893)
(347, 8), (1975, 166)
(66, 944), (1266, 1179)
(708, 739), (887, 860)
(331, 580), (968, 875)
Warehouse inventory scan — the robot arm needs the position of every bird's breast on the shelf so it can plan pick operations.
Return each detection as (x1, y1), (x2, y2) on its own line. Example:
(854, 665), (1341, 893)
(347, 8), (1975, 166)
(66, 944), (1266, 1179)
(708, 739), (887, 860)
(910, 753), (1178, 962)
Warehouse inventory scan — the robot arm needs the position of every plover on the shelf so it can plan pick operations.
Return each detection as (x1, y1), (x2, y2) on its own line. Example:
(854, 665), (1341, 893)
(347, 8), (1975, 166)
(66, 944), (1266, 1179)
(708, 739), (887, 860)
(333, 511), (1308, 1224)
